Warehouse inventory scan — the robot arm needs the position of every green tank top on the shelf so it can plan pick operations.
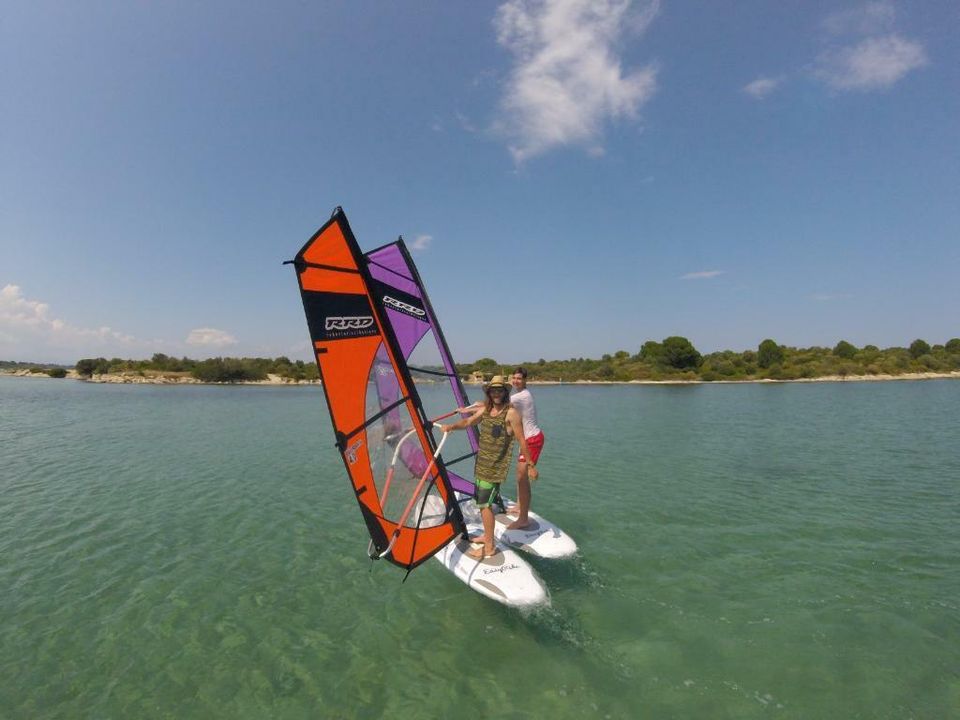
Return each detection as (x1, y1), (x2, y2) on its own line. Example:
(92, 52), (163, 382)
(474, 405), (514, 484)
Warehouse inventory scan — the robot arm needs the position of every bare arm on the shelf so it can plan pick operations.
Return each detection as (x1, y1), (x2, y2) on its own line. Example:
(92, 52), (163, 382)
(507, 408), (539, 478)
(439, 406), (484, 433)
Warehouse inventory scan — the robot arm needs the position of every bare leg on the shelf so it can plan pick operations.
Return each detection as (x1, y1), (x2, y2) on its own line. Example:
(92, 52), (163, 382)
(466, 505), (497, 559)
(507, 462), (531, 530)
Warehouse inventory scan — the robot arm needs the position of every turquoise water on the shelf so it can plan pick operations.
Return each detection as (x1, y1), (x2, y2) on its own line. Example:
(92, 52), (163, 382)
(2, 375), (958, 718)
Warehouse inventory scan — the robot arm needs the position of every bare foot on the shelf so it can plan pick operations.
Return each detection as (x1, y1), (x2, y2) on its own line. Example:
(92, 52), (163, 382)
(506, 518), (530, 530)
(467, 534), (485, 544)
(465, 545), (497, 560)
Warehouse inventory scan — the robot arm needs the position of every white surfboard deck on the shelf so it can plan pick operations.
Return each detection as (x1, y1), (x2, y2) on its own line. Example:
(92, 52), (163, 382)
(433, 536), (548, 608)
(458, 496), (578, 559)
(413, 495), (549, 608)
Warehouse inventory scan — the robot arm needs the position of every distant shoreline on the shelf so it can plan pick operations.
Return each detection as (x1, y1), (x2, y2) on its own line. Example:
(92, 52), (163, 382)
(531, 371), (960, 385)
(0, 370), (319, 385)
(3, 369), (959, 386)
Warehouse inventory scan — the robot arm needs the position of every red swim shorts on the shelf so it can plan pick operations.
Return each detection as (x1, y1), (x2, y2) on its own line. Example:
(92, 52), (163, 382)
(518, 431), (545, 464)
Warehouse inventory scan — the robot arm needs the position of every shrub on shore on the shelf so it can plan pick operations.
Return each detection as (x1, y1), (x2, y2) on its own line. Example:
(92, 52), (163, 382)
(53, 336), (960, 386)
(456, 336), (959, 382)
(73, 355), (318, 382)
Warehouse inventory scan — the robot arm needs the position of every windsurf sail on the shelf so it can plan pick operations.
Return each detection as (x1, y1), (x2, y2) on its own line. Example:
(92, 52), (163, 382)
(289, 208), (465, 571)
(364, 239), (480, 497)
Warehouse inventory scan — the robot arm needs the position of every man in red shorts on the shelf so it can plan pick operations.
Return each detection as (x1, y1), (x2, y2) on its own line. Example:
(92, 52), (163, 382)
(506, 367), (544, 530)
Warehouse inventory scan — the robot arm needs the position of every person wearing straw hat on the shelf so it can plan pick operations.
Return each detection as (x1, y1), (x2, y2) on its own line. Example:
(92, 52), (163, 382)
(439, 375), (539, 560)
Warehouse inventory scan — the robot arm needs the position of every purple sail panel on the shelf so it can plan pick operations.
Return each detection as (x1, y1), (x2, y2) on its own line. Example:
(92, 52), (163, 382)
(385, 307), (430, 359)
(366, 242), (478, 495)
(367, 244), (476, 448)
(367, 245), (420, 295)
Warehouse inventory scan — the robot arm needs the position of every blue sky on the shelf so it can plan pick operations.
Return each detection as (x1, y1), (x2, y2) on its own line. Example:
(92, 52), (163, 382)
(2, 0), (957, 365)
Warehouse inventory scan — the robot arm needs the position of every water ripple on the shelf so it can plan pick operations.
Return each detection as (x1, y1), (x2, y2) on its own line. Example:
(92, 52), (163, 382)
(2, 377), (958, 718)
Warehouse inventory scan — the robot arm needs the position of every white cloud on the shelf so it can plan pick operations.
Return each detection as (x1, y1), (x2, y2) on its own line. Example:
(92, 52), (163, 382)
(0, 283), (144, 360)
(742, 76), (781, 99)
(813, 3), (926, 92)
(742, 3), (924, 98)
(823, 1), (895, 36)
(680, 270), (724, 280)
(186, 328), (237, 347)
(0, 283), (50, 330)
(409, 234), (433, 252)
(494, 0), (659, 162)
(815, 34), (927, 91)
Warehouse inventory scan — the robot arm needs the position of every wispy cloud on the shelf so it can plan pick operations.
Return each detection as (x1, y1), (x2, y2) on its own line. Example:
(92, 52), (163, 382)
(823, 1), (895, 36)
(493, 0), (659, 163)
(186, 328), (237, 347)
(742, 76), (781, 99)
(745, 3), (927, 97)
(814, 2), (927, 91)
(815, 35), (927, 91)
(680, 270), (724, 280)
(409, 234), (433, 252)
(811, 292), (853, 302)
(0, 283), (146, 359)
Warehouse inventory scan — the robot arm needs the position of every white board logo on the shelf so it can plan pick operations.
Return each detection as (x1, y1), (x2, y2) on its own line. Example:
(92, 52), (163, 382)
(345, 438), (363, 464)
(325, 316), (374, 331)
(482, 563), (520, 576)
(383, 295), (425, 317)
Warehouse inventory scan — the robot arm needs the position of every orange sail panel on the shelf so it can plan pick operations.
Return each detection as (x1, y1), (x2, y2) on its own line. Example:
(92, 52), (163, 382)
(291, 208), (464, 571)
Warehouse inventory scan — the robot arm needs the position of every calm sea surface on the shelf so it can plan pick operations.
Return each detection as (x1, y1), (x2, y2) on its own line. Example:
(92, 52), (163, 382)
(2, 375), (958, 719)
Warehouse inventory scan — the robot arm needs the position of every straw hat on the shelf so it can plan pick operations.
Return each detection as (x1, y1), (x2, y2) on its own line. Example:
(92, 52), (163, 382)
(485, 375), (508, 390)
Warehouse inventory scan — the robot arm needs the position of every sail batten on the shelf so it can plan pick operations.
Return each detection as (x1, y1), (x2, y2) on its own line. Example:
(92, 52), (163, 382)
(364, 240), (480, 497)
(291, 208), (465, 571)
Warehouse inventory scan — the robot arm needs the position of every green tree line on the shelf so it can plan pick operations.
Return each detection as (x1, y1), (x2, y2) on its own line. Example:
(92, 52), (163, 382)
(64, 337), (960, 384)
(456, 337), (960, 382)
(74, 354), (319, 383)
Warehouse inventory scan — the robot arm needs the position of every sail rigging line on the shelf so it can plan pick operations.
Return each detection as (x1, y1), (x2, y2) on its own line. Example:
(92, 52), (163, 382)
(379, 241), (477, 445)
(357, 282), (462, 567)
(337, 395), (411, 448)
(364, 239), (416, 282)
(395, 240), (480, 456)
(291, 207), (465, 572)
(377, 408), (463, 507)
(362, 239), (481, 500)
(366, 257), (414, 283)
(352, 234), (470, 565)
(408, 365), (457, 378)
(283, 259), (361, 275)
(368, 410), (463, 560)
(377, 426), (450, 560)
(442, 451), (478, 468)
